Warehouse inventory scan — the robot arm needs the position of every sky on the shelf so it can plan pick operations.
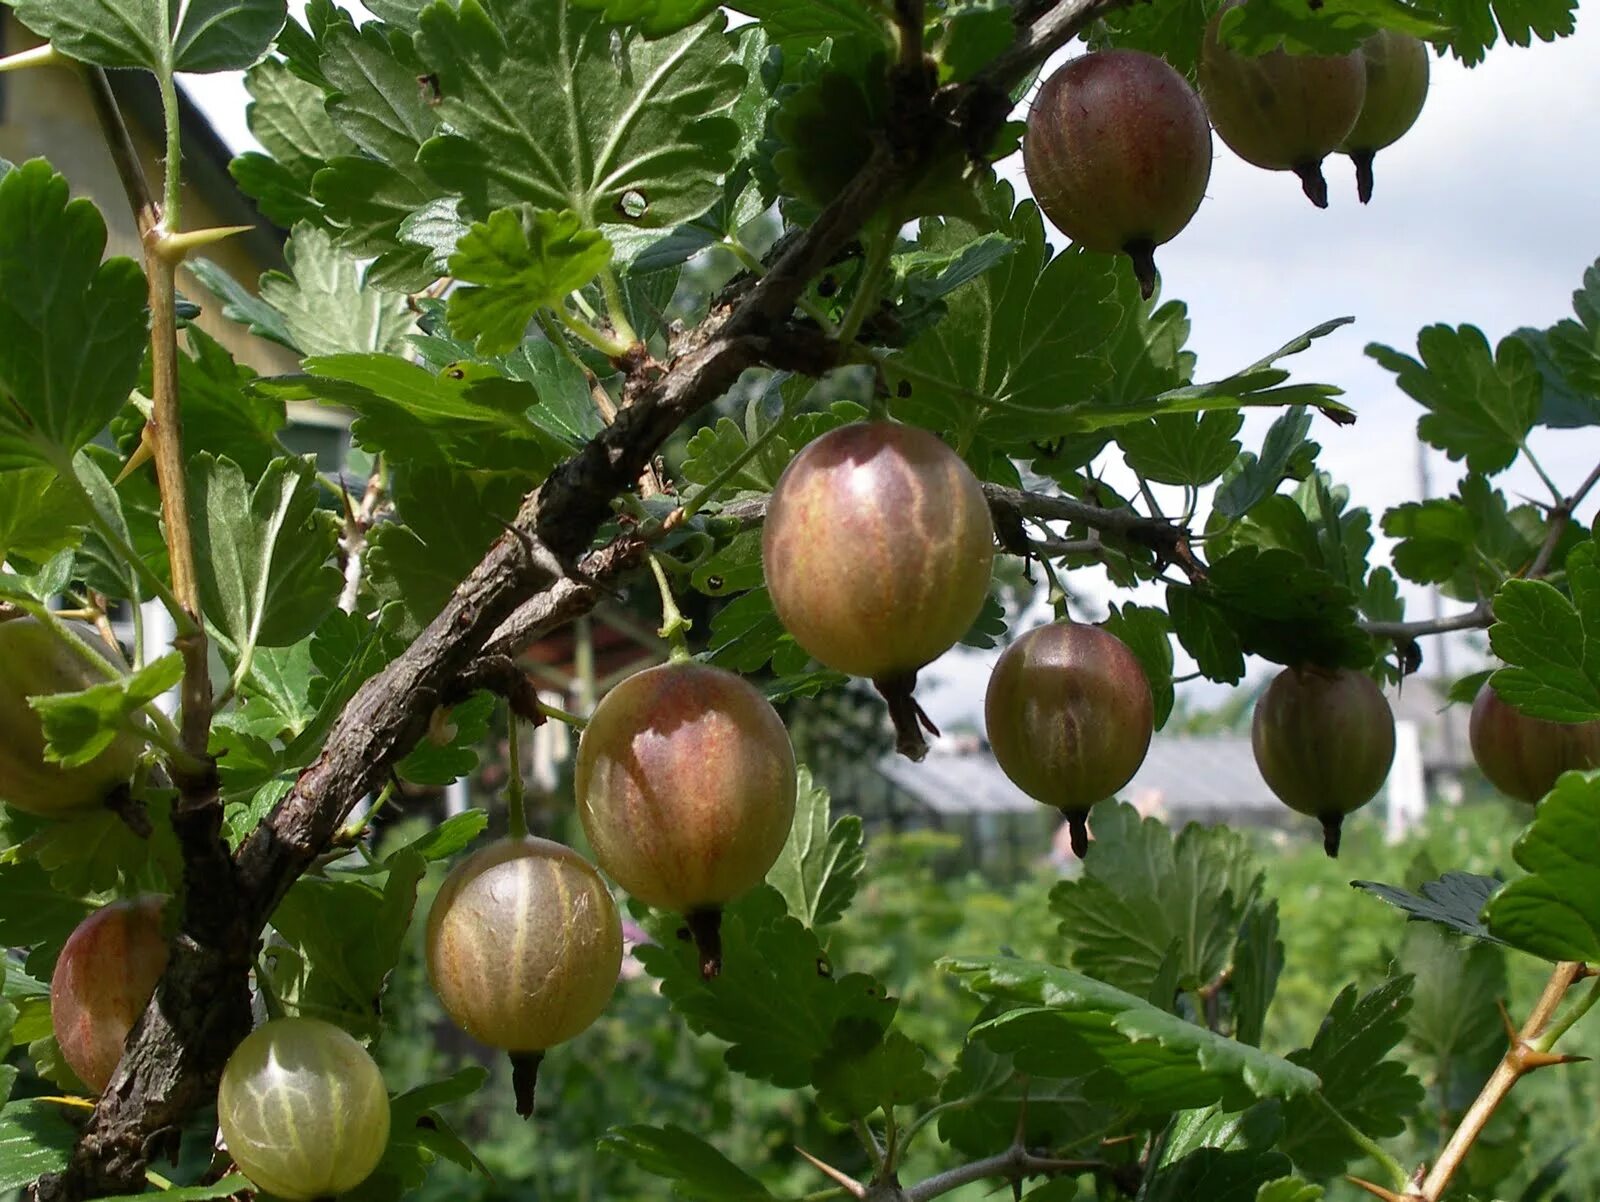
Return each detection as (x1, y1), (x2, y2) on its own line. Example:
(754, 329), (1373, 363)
(182, 3), (1600, 724)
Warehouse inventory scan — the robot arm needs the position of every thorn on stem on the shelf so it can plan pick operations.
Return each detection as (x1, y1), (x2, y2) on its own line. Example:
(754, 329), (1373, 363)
(796, 1147), (868, 1199)
(1344, 1175), (1408, 1202)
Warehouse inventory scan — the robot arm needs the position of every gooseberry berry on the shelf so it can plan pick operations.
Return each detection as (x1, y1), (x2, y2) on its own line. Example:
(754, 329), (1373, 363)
(762, 421), (995, 760)
(984, 622), (1154, 857)
(217, 1016), (390, 1202)
(50, 895), (168, 1094)
(1198, 1), (1367, 207)
(576, 661), (795, 979)
(1252, 665), (1395, 856)
(1340, 29), (1430, 202)
(426, 836), (622, 1115)
(1024, 49), (1213, 298)
(1469, 681), (1600, 804)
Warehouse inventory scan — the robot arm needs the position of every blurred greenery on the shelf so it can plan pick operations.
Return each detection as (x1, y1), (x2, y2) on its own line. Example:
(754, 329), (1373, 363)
(360, 785), (1600, 1202)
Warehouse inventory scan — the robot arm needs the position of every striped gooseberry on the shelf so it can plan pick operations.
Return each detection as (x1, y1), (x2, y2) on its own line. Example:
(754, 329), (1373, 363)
(984, 622), (1154, 857)
(426, 836), (622, 1115)
(1469, 682), (1600, 804)
(217, 1016), (390, 1202)
(50, 895), (168, 1093)
(1252, 665), (1395, 855)
(1340, 29), (1430, 202)
(762, 421), (995, 760)
(576, 661), (796, 979)
(0, 616), (142, 818)
(1198, 0), (1367, 207)
(1024, 49), (1213, 298)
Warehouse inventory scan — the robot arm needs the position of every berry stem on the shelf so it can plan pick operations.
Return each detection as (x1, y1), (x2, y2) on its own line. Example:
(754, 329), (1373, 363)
(509, 1051), (545, 1119)
(648, 553), (693, 663)
(1122, 239), (1158, 300)
(685, 907), (725, 980)
(875, 674), (940, 762)
(1293, 160), (1331, 208)
(1061, 808), (1090, 858)
(1350, 148), (1377, 204)
(506, 710), (529, 840)
(1319, 813), (1344, 858)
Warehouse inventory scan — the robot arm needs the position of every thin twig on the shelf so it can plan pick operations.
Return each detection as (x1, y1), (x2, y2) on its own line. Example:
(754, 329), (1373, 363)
(904, 1145), (1103, 1202)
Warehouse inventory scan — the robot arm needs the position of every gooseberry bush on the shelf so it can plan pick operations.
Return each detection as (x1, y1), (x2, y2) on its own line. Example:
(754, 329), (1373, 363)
(0, 0), (1595, 1200)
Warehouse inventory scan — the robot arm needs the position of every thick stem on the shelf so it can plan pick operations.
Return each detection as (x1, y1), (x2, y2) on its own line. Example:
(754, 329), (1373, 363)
(81, 67), (211, 768)
(599, 267), (641, 349)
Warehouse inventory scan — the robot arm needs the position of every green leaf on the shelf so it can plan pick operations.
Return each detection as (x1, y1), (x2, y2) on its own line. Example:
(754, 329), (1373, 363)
(725, 0), (890, 52)
(366, 466), (530, 637)
(1256, 1178), (1324, 1202)
(1486, 532), (1600, 721)
(0, 861), (94, 952)
(383, 810), (489, 864)
(813, 1025), (937, 1120)
(1142, 1105), (1291, 1202)
(32, 654), (176, 768)
(1103, 604), (1175, 728)
(1541, 256), (1600, 409)
(1278, 979), (1424, 1176)
(766, 766), (864, 928)
(97, 1177), (253, 1202)
(1368, 327), (1542, 475)
(258, 224), (416, 357)
(281, 354), (571, 478)
(7, 799), (181, 899)
(1197, 547), (1372, 671)
(599, 1125), (774, 1200)
(0, 160), (148, 471)
(448, 207), (614, 354)
(7, 0), (287, 73)
(0, 1099), (77, 1191)
(230, 56), (356, 228)
(569, 0), (720, 36)
(1213, 407), (1319, 520)
(948, 956), (1321, 1112)
(189, 258), (297, 351)
(1210, 0), (1443, 57)
(1232, 901), (1283, 1049)
(190, 455), (342, 660)
(706, 588), (812, 677)
(936, 1031), (1109, 1160)
(0, 470), (84, 566)
(394, 692), (495, 787)
(266, 851), (427, 1037)
(887, 179), (1122, 447)
(1485, 773), (1600, 960)
(1352, 872), (1502, 940)
(1120, 412), (1244, 487)
(417, 0), (745, 230)
(635, 885), (895, 1088)
(1050, 801), (1261, 1000)
(1400, 925), (1506, 1114)
(1167, 585), (1247, 686)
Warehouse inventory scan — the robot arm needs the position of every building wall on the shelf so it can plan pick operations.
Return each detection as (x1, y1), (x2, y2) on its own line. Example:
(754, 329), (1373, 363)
(0, 14), (300, 379)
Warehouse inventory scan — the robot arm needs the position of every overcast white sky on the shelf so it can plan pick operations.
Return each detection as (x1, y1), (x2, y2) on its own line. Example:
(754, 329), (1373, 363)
(183, 4), (1600, 721)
